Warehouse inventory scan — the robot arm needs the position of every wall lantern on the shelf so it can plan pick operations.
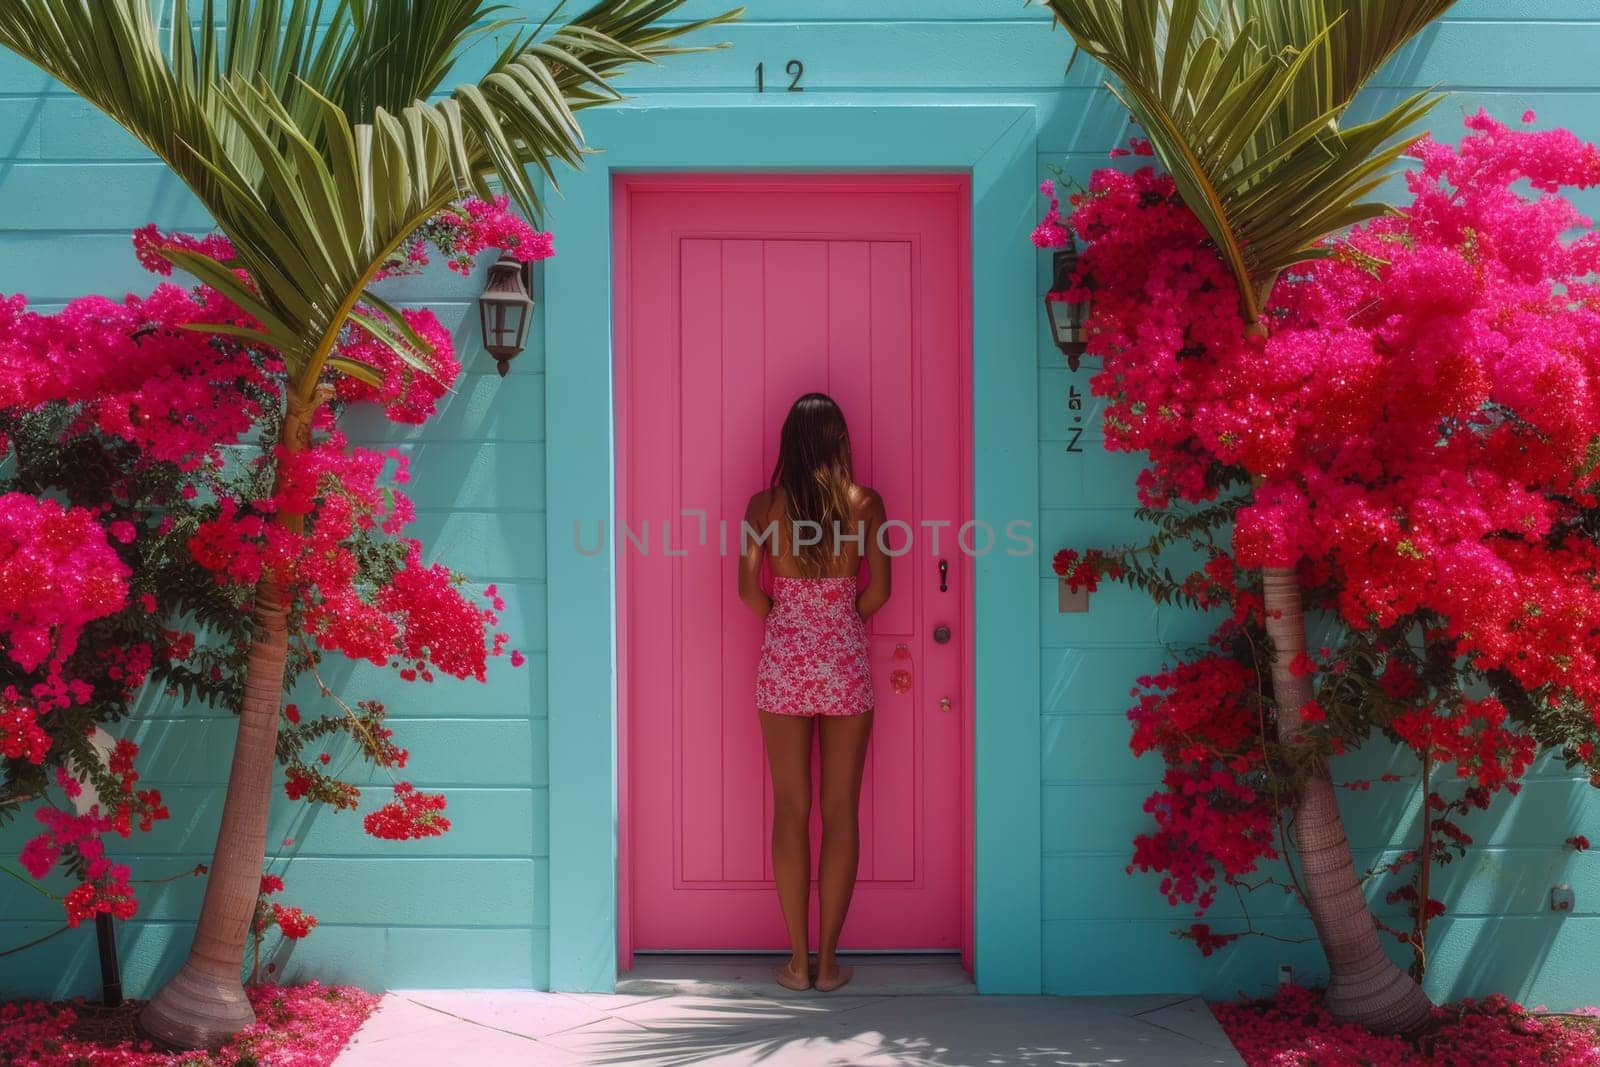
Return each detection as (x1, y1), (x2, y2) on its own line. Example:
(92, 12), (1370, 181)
(478, 252), (535, 377)
(1046, 241), (1090, 371)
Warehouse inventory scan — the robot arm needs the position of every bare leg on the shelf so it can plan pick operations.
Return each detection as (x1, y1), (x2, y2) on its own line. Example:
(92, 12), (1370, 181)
(815, 709), (873, 991)
(760, 711), (815, 991)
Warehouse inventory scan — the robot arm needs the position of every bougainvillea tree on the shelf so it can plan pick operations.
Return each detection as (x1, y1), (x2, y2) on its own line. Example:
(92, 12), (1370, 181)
(0, 199), (537, 957)
(0, 0), (734, 1046)
(1045, 110), (1600, 1022)
(1042, 0), (1463, 1033)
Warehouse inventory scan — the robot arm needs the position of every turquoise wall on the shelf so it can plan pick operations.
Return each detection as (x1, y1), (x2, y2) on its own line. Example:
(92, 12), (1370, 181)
(0, 0), (1596, 1008)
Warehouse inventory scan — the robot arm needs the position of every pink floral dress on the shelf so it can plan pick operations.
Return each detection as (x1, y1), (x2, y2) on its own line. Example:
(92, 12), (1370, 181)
(755, 576), (873, 716)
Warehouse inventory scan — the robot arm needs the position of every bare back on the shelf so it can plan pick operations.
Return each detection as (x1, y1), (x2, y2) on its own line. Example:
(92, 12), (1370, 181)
(750, 484), (878, 578)
(739, 482), (890, 623)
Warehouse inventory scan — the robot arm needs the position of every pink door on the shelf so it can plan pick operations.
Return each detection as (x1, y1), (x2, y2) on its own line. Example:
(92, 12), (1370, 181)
(618, 175), (970, 955)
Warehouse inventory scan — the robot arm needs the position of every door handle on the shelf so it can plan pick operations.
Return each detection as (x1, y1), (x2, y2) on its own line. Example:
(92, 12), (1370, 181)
(933, 624), (951, 644)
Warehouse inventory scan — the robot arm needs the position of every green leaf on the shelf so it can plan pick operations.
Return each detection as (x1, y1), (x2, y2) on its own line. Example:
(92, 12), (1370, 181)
(0, 0), (741, 392)
(1043, 0), (1458, 321)
(326, 355), (385, 387)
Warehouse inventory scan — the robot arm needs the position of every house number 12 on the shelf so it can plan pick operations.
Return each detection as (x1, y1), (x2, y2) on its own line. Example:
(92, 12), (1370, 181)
(756, 60), (805, 92)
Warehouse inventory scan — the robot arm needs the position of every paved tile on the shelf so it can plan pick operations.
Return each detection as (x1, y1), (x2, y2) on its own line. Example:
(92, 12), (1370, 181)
(558, 990), (673, 1010)
(335, 989), (1245, 1066)
(620, 954), (975, 997)
(547, 1018), (893, 1066)
(351, 1016), (560, 1066)
(828, 995), (1243, 1066)
(336, 1021), (467, 1064)
(334, 995), (453, 1047)
(537, 1016), (656, 1058)
(335, 996), (544, 1065)
(687, 1034), (905, 1066)
(1132, 997), (1238, 1052)
(606, 992), (883, 1031)
(1075, 993), (1198, 1016)
(402, 988), (611, 1037)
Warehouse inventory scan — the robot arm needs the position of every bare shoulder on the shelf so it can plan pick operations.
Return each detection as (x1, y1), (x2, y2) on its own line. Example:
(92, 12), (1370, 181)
(745, 487), (776, 523)
(850, 483), (886, 521)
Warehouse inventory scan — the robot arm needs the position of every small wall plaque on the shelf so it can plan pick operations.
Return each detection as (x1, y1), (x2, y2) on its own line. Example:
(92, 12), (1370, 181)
(1058, 578), (1089, 614)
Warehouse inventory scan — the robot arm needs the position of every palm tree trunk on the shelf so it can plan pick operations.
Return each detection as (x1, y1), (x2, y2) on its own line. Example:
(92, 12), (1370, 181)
(139, 391), (323, 1048)
(1261, 567), (1433, 1034)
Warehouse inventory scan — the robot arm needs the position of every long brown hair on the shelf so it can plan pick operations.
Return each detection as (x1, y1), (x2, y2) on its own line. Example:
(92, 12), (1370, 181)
(769, 392), (855, 576)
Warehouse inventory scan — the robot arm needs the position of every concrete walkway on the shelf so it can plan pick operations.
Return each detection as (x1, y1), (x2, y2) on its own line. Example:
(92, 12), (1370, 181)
(334, 958), (1244, 1066)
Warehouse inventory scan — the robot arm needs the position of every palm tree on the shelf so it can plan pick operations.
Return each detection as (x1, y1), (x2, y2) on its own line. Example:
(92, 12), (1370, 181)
(0, 0), (736, 1047)
(1041, 0), (1458, 1035)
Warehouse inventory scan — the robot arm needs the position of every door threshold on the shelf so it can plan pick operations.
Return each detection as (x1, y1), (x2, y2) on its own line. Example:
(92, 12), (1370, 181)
(619, 953), (974, 997)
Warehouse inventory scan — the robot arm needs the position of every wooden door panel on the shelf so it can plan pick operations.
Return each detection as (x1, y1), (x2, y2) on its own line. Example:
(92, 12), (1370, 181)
(623, 177), (969, 951)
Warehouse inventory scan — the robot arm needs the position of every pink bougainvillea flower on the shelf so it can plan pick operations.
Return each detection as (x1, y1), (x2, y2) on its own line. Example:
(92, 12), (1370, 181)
(363, 782), (451, 841)
(1055, 112), (1600, 941)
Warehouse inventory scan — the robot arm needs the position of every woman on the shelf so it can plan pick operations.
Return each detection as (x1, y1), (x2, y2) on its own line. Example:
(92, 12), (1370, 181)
(739, 392), (891, 993)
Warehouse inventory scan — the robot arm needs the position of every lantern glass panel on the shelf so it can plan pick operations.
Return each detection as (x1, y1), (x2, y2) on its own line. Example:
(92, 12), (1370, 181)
(483, 299), (528, 352)
(1045, 245), (1089, 360)
(478, 258), (535, 360)
(1046, 297), (1074, 345)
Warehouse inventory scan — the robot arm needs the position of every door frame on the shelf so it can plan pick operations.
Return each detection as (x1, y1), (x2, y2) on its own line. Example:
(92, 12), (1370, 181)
(613, 172), (974, 964)
(543, 103), (1042, 993)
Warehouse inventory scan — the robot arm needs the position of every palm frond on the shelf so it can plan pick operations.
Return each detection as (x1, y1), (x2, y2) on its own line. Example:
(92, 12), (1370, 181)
(1250, 0), (1453, 115)
(1043, 0), (1457, 321)
(335, 0), (516, 123)
(0, 0), (742, 393)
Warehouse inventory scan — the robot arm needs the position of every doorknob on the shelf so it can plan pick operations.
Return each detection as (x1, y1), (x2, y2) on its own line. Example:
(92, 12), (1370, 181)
(933, 624), (951, 644)
(939, 697), (952, 713)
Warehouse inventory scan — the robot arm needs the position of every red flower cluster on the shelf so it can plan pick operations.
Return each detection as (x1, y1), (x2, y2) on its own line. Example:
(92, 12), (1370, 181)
(0, 981), (379, 1066)
(0, 284), (270, 471)
(1, 705), (50, 763)
(1, 197), (540, 922)
(1215, 984), (1600, 1066)
(1389, 698), (1537, 789)
(379, 546), (509, 682)
(0, 495), (131, 677)
(331, 306), (460, 424)
(362, 782), (451, 841)
(1051, 547), (1122, 594)
(188, 431), (509, 683)
(63, 878), (136, 927)
(131, 223), (236, 276)
(1126, 655), (1278, 915)
(1032, 179), (1071, 248)
(1071, 113), (1600, 701)
(1179, 922), (1240, 957)
(252, 869), (318, 951)
(21, 796), (163, 927)
(1047, 112), (1600, 951)
(378, 194), (554, 279)
(271, 904), (318, 940)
